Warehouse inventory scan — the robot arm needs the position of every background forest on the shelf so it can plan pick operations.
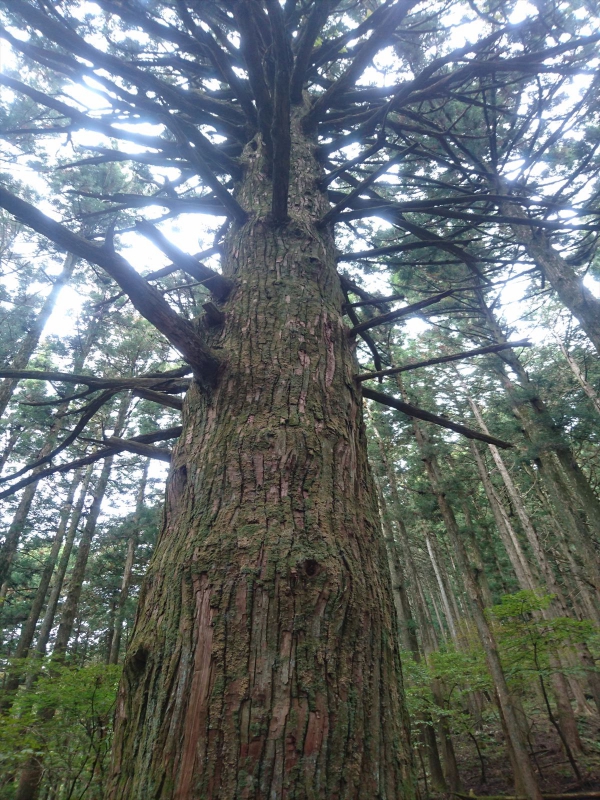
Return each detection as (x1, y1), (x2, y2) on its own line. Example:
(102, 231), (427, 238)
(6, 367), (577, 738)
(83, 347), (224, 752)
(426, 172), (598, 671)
(0, 0), (600, 798)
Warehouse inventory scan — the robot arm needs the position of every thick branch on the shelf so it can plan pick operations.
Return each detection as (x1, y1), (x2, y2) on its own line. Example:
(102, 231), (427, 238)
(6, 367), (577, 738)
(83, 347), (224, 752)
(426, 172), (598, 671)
(265, 0), (293, 221)
(349, 290), (454, 336)
(102, 437), (172, 462)
(303, 0), (417, 128)
(164, 117), (248, 225)
(135, 221), (231, 301)
(0, 368), (191, 391)
(362, 387), (512, 448)
(0, 428), (182, 500)
(0, 186), (220, 381)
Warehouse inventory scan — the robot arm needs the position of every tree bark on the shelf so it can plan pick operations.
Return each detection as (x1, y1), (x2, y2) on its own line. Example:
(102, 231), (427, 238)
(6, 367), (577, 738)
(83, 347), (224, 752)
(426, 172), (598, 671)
(108, 114), (415, 800)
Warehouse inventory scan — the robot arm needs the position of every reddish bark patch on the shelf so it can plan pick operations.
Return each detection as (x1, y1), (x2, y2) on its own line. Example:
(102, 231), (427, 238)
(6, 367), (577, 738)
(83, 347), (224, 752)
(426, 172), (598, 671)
(175, 578), (214, 800)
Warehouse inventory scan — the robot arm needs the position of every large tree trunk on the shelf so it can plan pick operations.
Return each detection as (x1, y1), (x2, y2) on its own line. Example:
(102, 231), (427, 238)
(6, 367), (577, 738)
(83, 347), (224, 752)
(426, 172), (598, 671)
(108, 120), (414, 800)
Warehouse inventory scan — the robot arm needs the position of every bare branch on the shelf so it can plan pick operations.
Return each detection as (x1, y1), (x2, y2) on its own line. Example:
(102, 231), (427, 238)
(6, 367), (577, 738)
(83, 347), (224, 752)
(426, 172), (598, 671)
(362, 387), (512, 448)
(0, 186), (220, 381)
(0, 428), (182, 500)
(356, 341), (532, 381)
(349, 290), (454, 336)
(102, 437), (172, 462)
(0, 369), (191, 390)
(132, 388), (184, 411)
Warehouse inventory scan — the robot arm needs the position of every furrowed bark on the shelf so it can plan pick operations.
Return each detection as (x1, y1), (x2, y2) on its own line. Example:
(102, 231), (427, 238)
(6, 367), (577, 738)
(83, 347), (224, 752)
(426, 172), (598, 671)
(108, 107), (415, 800)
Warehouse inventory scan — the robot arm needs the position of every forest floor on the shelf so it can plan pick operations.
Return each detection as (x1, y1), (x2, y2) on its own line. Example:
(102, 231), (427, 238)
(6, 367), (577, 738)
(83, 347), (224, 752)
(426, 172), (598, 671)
(419, 711), (600, 798)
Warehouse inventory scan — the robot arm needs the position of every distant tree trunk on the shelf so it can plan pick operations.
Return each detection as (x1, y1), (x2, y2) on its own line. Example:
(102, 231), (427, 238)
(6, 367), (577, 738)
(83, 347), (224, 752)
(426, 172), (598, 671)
(553, 338), (600, 417)
(459, 499), (494, 607)
(376, 486), (451, 793)
(469, 442), (536, 591)
(52, 395), (130, 659)
(501, 200), (600, 355)
(0, 470), (84, 708)
(108, 460), (149, 665)
(15, 396), (130, 800)
(425, 533), (459, 642)
(469, 398), (600, 715)
(33, 464), (94, 659)
(0, 425), (22, 475)
(0, 253), (76, 418)
(0, 420), (64, 589)
(476, 297), (600, 588)
(408, 412), (542, 800)
(13, 470), (83, 661)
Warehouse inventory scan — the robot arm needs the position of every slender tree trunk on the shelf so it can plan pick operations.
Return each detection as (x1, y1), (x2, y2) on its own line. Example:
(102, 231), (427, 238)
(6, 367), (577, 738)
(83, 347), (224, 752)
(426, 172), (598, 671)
(109, 461), (149, 665)
(477, 291), (600, 545)
(0, 470), (84, 707)
(408, 412), (542, 800)
(13, 470), (83, 661)
(0, 426), (22, 475)
(0, 254), (76, 418)
(425, 533), (459, 642)
(52, 394), (129, 659)
(469, 398), (600, 715)
(501, 200), (600, 355)
(33, 464), (94, 659)
(459, 499), (494, 607)
(469, 442), (536, 591)
(376, 485), (451, 793)
(15, 400), (129, 800)
(0, 421), (64, 589)
(554, 338), (600, 417)
(108, 114), (415, 800)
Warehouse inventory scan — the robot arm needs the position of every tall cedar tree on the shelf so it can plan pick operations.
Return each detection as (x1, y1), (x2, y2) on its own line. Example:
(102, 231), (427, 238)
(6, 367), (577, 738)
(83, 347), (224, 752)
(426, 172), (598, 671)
(0, 1), (597, 798)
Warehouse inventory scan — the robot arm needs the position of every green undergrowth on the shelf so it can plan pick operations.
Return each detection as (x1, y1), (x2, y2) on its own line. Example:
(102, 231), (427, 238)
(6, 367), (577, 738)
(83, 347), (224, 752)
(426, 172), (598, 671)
(404, 591), (600, 795)
(0, 661), (121, 799)
(0, 592), (598, 798)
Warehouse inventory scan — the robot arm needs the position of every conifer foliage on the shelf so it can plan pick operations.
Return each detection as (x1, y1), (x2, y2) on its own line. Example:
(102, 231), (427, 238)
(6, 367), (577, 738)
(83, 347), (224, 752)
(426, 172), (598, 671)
(0, 1), (599, 799)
